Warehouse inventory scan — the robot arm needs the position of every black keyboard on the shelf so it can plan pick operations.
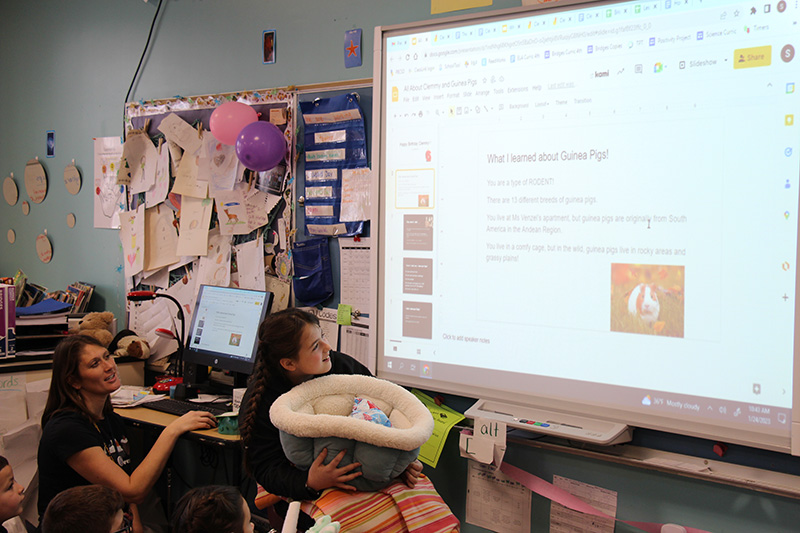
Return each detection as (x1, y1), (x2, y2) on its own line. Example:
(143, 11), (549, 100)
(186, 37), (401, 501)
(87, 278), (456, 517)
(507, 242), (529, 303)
(141, 398), (228, 417)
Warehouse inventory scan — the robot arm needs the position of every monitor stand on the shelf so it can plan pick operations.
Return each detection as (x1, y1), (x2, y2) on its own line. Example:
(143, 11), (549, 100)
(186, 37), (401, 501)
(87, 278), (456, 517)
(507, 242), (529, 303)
(183, 362), (209, 388)
(233, 372), (249, 389)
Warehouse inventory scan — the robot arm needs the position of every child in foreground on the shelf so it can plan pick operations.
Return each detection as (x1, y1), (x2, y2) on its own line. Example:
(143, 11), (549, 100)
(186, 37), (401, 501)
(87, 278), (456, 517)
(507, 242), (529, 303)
(171, 485), (253, 533)
(0, 455), (25, 533)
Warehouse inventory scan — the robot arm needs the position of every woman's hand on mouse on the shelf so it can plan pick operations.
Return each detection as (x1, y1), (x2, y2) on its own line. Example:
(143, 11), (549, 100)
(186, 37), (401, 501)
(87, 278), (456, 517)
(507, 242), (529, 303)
(167, 411), (218, 434)
(306, 448), (362, 492)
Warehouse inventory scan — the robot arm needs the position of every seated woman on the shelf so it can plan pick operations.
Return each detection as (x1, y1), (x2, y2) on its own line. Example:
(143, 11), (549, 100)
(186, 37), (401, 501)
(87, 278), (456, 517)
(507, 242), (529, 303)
(239, 308), (456, 532)
(170, 485), (253, 533)
(41, 485), (127, 533)
(37, 335), (217, 533)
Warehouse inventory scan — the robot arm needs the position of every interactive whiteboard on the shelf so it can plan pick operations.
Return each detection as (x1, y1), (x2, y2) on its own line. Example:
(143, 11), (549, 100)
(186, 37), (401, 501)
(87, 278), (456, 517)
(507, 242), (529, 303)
(373, 0), (800, 453)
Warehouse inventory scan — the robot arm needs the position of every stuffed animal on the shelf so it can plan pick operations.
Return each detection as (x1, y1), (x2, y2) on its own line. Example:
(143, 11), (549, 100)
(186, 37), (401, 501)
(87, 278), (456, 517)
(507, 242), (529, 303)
(108, 329), (151, 360)
(113, 335), (151, 360)
(69, 311), (115, 347)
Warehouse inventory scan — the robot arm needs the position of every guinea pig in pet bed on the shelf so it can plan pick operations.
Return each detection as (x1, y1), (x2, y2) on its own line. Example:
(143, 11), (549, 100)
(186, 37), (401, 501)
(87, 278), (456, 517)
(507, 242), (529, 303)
(269, 374), (434, 491)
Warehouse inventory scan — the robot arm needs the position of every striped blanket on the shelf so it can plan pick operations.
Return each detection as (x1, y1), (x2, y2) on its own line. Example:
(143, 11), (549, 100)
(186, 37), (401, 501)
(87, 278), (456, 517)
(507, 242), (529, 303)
(255, 474), (459, 532)
(300, 475), (458, 532)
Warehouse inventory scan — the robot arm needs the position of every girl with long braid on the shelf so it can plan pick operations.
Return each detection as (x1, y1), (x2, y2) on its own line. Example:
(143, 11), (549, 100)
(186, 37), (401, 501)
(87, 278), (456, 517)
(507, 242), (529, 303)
(239, 308), (424, 528)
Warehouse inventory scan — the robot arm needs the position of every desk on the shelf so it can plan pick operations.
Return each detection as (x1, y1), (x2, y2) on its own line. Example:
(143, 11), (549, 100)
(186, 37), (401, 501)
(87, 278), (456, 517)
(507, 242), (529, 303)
(116, 406), (240, 444)
(116, 407), (243, 514)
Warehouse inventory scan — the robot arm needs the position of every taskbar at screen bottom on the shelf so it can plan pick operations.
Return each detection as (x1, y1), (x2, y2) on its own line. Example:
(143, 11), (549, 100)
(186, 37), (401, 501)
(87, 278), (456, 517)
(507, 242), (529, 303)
(380, 356), (791, 439)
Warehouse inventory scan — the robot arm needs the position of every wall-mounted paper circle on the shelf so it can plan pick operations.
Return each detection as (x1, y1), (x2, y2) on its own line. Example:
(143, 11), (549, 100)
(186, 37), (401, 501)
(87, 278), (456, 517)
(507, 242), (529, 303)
(275, 252), (292, 282)
(7, 229), (15, 244)
(3, 176), (18, 205)
(36, 233), (53, 263)
(24, 159), (48, 203)
(67, 213), (76, 228)
(64, 163), (81, 195)
(21, 201), (30, 215)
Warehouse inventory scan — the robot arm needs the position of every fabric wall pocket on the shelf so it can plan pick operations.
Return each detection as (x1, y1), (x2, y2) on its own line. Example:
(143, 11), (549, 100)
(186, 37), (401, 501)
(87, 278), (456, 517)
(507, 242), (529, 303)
(292, 238), (334, 306)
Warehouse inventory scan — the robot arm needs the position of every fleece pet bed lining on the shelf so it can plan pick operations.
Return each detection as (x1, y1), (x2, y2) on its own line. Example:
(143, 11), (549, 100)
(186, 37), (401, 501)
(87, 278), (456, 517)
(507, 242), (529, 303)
(270, 374), (434, 491)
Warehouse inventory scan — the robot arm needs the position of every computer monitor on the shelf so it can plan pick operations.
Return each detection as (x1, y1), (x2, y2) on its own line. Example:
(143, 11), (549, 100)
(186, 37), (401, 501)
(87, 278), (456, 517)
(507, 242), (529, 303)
(183, 285), (273, 387)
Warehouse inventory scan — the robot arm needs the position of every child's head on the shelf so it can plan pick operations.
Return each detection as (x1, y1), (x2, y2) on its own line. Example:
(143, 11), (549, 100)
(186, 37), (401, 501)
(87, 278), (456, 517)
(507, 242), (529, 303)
(41, 485), (126, 533)
(171, 485), (253, 533)
(255, 308), (330, 384)
(0, 455), (25, 523)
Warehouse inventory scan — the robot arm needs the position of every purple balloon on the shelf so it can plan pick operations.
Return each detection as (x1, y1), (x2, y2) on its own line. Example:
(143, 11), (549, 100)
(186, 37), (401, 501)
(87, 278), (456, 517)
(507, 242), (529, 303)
(235, 121), (286, 171)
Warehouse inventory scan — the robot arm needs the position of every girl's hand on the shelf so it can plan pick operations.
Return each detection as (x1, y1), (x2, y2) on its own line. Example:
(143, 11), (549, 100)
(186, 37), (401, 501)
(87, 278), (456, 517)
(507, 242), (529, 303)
(306, 448), (362, 492)
(401, 459), (423, 488)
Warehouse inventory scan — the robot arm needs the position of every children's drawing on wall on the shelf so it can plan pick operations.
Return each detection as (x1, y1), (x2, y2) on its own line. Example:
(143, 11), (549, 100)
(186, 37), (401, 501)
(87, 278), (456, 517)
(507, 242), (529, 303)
(610, 263), (684, 337)
(144, 206), (179, 271)
(176, 196), (213, 256)
(196, 228), (232, 289)
(213, 181), (249, 235)
(233, 236), (266, 291)
(122, 130), (158, 195)
(263, 30), (276, 64)
(119, 204), (145, 278)
(199, 132), (240, 194)
(146, 142), (170, 207)
(93, 136), (125, 229)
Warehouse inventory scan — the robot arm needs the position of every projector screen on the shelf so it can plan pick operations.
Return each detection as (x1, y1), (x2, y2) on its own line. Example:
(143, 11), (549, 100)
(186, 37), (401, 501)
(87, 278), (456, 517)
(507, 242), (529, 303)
(373, 0), (800, 452)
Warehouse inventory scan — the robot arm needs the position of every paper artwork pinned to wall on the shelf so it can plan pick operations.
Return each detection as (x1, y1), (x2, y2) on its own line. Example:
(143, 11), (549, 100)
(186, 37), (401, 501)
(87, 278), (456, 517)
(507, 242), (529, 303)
(274, 252), (292, 282)
(144, 206), (180, 271)
(119, 204), (145, 278)
(123, 130), (158, 194)
(46, 130), (55, 158)
(146, 142), (170, 207)
(344, 29), (362, 68)
(245, 188), (281, 231)
(175, 196), (213, 256)
(340, 167), (371, 222)
(263, 30), (276, 64)
(171, 150), (208, 199)
(195, 228), (232, 289)
(24, 159), (47, 204)
(265, 276), (291, 311)
(234, 237), (266, 291)
(158, 113), (203, 155)
(214, 182), (250, 236)
(199, 131), (239, 194)
(93, 137), (125, 229)
(166, 267), (199, 328)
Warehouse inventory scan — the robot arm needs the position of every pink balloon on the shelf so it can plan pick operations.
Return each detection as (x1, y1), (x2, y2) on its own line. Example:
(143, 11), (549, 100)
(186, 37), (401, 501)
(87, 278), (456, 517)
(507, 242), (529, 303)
(209, 102), (258, 145)
(235, 121), (286, 171)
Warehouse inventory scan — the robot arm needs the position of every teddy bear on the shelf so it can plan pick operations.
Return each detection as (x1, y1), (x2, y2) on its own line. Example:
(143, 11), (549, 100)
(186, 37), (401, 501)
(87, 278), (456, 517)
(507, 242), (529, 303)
(69, 311), (115, 347)
(109, 330), (151, 360)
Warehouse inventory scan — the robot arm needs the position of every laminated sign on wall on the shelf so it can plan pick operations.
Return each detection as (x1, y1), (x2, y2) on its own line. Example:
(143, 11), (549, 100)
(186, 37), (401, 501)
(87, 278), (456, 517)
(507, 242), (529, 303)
(299, 93), (368, 237)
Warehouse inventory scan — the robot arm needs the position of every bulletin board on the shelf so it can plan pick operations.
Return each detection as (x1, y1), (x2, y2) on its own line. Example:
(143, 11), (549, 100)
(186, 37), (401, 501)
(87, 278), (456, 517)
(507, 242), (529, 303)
(121, 87), (296, 362)
(119, 81), (375, 366)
